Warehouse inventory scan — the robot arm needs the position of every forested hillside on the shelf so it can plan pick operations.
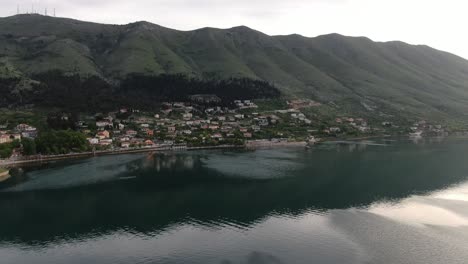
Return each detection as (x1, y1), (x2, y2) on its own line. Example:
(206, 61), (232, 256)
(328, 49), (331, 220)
(1, 14), (468, 121)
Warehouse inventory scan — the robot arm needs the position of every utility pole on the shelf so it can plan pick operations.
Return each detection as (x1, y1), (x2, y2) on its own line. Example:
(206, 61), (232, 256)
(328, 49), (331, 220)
(45, 8), (47, 16)
(53, 8), (56, 17)
(17, 5), (20, 15)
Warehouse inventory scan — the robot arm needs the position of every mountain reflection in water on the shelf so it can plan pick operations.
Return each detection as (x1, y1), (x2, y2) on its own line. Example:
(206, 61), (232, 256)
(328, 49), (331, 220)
(1, 138), (468, 264)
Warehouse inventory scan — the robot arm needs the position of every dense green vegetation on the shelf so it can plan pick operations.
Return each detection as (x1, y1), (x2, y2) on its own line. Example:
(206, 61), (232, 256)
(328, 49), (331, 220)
(0, 140), (20, 159)
(21, 138), (37, 156)
(0, 72), (280, 111)
(120, 74), (280, 104)
(0, 109), (48, 131)
(35, 130), (90, 155)
(0, 14), (468, 122)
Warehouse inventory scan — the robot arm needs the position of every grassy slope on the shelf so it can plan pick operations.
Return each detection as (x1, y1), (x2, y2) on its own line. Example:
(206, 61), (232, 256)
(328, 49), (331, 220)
(1, 15), (468, 122)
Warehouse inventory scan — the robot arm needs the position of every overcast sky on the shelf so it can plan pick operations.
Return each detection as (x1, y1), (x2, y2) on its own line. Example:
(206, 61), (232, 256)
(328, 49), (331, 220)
(3, 0), (468, 59)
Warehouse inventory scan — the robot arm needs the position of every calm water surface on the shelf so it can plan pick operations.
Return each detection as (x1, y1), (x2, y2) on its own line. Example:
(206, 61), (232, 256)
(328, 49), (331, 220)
(1, 138), (468, 264)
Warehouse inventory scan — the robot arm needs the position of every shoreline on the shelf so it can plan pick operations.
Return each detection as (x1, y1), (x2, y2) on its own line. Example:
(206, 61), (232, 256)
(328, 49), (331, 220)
(0, 134), (435, 167)
(0, 140), (312, 167)
(246, 140), (307, 149)
(0, 144), (246, 167)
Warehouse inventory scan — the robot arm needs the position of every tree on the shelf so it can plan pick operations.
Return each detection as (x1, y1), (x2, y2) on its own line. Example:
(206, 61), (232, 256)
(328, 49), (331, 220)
(0, 148), (12, 159)
(22, 138), (37, 155)
(35, 130), (90, 155)
(0, 140), (20, 159)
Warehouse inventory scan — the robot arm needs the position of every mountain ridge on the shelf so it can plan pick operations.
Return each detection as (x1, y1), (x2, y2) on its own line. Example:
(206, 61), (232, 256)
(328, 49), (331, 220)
(1, 14), (468, 122)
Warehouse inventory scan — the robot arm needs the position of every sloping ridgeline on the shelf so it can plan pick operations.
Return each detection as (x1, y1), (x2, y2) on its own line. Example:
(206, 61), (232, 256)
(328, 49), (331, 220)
(1, 14), (468, 120)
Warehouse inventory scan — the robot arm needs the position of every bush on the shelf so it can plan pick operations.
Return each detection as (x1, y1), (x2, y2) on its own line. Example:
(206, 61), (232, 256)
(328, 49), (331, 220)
(0, 140), (20, 159)
(22, 138), (37, 155)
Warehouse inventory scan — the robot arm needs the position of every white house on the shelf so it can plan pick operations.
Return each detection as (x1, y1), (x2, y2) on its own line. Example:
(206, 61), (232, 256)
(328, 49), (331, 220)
(88, 138), (99, 145)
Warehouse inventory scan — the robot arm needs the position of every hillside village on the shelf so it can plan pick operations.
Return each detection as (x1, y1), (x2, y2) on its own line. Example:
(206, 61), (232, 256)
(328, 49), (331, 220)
(78, 99), (318, 149)
(0, 98), (450, 159)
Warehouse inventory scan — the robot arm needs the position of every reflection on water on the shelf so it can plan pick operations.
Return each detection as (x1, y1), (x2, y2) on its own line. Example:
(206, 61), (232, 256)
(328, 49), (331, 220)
(2, 154), (145, 192)
(370, 181), (468, 227)
(1, 138), (468, 264)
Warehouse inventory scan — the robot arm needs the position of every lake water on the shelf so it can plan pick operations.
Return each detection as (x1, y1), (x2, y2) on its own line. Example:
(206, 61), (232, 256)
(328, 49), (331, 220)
(1, 137), (468, 264)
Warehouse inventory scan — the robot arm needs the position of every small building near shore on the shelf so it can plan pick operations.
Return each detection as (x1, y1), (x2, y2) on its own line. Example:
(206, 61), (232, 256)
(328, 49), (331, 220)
(97, 130), (110, 139)
(87, 138), (99, 145)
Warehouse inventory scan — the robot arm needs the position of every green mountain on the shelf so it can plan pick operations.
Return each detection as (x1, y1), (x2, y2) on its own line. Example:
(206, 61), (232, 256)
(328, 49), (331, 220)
(1, 14), (468, 122)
